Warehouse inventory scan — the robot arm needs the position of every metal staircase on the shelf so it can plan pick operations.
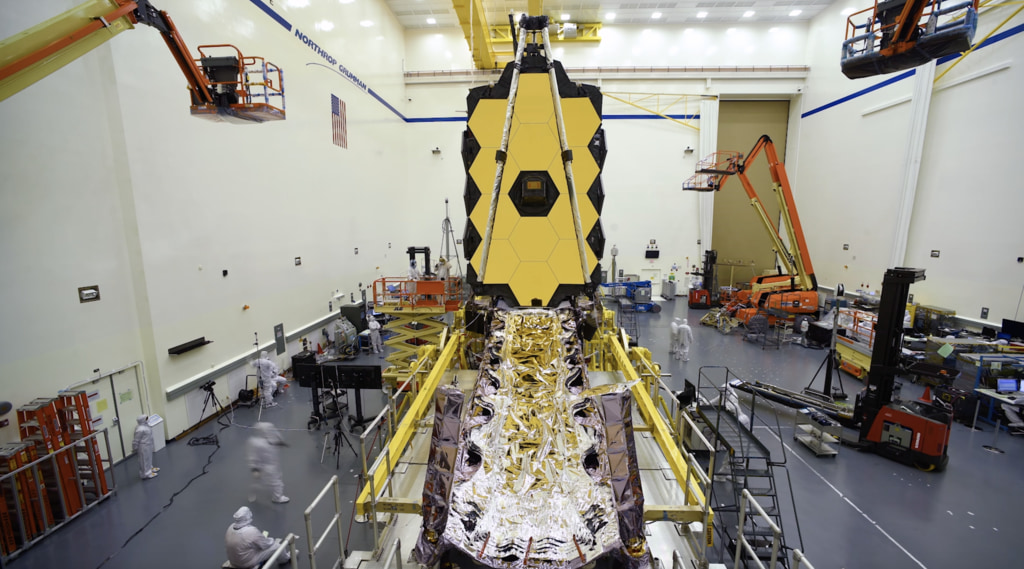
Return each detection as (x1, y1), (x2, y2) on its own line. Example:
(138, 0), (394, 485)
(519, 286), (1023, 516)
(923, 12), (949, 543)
(689, 366), (803, 568)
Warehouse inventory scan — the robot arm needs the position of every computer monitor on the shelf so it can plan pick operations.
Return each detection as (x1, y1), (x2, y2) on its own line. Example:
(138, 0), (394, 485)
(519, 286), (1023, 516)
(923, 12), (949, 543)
(996, 378), (1018, 393)
(1001, 318), (1024, 341)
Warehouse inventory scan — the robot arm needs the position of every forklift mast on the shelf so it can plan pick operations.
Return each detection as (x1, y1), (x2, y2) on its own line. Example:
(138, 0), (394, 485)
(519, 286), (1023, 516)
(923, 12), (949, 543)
(858, 267), (925, 439)
(407, 246), (433, 278)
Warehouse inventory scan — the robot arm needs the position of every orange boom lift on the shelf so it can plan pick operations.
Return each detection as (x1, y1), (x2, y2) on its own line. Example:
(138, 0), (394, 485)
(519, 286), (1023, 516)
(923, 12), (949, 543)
(683, 135), (818, 327)
(0, 0), (285, 122)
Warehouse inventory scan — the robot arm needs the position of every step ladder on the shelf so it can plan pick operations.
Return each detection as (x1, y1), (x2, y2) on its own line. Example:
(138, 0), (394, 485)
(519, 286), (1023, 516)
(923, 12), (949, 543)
(16, 398), (83, 519)
(0, 442), (52, 555)
(55, 391), (109, 500)
(691, 367), (803, 568)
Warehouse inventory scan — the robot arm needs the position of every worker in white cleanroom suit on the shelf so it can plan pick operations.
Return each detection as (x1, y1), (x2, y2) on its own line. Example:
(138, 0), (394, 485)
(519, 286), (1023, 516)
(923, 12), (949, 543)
(670, 318), (682, 358)
(368, 316), (383, 355)
(247, 422), (289, 503)
(436, 257), (450, 281)
(408, 259), (422, 280)
(253, 351), (287, 408)
(225, 506), (292, 568)
(679, 320), (694, 362)
(132, 414), (158, 479)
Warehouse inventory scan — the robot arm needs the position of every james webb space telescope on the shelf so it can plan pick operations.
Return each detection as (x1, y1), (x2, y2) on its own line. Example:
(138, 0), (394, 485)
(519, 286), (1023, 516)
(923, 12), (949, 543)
(345, 15), (713, 569)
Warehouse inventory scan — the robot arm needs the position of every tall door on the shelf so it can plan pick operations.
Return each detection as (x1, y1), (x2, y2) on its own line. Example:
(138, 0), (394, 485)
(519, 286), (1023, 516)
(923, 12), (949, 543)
(712, 101), (791, 289)
(78, 366), (146, 465)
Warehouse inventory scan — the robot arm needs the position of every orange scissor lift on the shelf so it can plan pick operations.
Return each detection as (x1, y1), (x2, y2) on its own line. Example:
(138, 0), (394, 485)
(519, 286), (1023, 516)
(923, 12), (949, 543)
(372, 276), (464, 384)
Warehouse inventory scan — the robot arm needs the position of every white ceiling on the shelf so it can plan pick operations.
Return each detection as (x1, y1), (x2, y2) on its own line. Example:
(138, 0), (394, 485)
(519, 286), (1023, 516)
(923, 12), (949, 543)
(385, 0), (837, 30)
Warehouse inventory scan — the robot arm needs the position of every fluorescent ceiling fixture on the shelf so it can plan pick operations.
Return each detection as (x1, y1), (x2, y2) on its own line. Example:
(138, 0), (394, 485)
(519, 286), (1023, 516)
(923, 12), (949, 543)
(652, 12), (662, 19)
(426, 17), (436, 24)
(605, 12), (616, 21)
(561, 13), (571, 21)
(743, 11), (755, 18)
(789, 9), (802, 17)
(315, 20), (334, 31)
(360, 20), (373, 27)
(696, 11), (707, 19)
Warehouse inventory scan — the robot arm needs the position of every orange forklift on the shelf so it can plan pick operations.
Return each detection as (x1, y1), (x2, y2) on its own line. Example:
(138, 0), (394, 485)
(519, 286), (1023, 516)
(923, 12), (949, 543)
(683, 135), (818, 326)
(854, 267), (951, 471)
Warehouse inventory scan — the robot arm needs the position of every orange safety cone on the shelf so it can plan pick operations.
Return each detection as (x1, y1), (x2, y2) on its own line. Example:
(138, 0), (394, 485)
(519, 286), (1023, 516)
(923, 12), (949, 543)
(919, 386), (932, 403)
(316, 342), (324, 355)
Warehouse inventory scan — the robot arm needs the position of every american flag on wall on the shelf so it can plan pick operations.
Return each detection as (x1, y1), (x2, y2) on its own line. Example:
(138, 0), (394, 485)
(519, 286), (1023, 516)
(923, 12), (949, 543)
(331, 94), (348, 149)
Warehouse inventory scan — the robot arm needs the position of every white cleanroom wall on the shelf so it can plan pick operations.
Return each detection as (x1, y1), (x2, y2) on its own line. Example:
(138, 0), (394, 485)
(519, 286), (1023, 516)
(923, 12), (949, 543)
(0, 0), (414, 439)
(796, 3), (1024, 323)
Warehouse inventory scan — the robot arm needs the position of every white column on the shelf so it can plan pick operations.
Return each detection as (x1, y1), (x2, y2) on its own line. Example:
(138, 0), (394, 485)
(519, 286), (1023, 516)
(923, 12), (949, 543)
(890, 60), (936, 268)
(698, 98), (719, 252)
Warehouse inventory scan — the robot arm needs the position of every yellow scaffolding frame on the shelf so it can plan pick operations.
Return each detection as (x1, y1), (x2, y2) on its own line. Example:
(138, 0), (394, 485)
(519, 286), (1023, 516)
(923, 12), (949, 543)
(602, 92), (704, 131)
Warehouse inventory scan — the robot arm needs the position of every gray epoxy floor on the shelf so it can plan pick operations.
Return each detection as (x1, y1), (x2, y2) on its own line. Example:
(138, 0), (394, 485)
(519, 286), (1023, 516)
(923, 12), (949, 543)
(12, 299), (1024, 569)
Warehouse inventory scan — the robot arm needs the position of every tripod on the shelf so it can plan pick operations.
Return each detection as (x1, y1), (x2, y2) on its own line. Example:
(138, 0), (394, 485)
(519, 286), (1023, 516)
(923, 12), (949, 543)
(438, 198), (463, 281)
(321, 416), (356, 468)
(197, 381), (229, 427)
(804, 291), (848, 402)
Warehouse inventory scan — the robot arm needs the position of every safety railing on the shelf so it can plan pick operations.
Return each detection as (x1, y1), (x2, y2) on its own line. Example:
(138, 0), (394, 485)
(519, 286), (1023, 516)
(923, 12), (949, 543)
(372, 276), (463, 311)
(601, 332), (715, 554)
(304, 476), (347, 569)
(194, 44), (285, 110)
(354, 338), (460, 552)
(260, 533), (300, 569)
(792, 549), (817, 569)
(382, 538), (403, 569)
(0, 428), (116, 562)
(734, 489), (781, 569)
(357, 405), (396, 549)
(842, 0), (979, 59)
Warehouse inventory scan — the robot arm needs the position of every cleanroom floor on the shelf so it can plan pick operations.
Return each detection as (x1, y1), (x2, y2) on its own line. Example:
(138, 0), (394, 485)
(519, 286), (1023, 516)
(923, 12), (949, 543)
(13, 298), (1023, 569)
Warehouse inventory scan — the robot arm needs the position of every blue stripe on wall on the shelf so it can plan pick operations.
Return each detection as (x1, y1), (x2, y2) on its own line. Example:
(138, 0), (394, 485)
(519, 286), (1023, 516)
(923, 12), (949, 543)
(406, 117), (468, 123)
(602, 114), (700, 120)
(368, 89), (408, 121)
(249, 0), (291, 31)
(802, 21), (1024, 119)
(801, 70), (915, 118)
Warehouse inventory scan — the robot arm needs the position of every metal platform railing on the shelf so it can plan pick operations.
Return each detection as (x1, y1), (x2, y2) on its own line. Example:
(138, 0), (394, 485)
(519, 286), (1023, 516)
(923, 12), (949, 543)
(304, 475), (347, 569)
(735, 489), (781, 569)
(260, 533), (299, 569)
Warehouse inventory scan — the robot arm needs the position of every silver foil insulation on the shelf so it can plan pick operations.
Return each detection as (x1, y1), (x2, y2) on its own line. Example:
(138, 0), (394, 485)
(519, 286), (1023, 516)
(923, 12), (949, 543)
(415, 308), (649, 569)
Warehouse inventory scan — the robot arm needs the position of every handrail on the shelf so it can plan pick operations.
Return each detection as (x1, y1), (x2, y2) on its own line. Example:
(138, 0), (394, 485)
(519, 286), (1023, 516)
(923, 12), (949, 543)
(355, 337), (460, 521)
(259, 533), (300, 569)
(382, 538), (403, 569)
(793, 549), (817, 569)
(605, 333), (713, 539)
(735, 489), (781, 569)
(304, 475), (346, 569)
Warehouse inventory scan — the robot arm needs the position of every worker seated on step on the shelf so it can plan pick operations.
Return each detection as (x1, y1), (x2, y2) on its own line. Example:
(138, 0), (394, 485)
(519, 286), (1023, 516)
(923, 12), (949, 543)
(225, 506), (292, 568)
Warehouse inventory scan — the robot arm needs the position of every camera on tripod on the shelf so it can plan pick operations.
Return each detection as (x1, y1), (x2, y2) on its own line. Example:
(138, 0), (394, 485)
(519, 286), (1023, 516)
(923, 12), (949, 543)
(201, 380), (216, 393)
